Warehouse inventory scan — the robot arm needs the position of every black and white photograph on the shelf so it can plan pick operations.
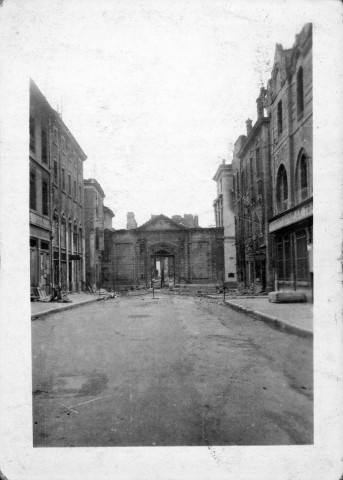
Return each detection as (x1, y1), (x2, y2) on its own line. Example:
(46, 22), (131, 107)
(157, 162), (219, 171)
(0, 0), (342, 479)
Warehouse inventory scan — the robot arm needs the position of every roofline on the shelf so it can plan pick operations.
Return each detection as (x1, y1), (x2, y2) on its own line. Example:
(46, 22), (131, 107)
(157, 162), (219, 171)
(236, 117), (270, 158)
(30, 78), (87, 160)
(212, 163), (233, 182)
(103, 205), (115, 217)
(84, 178), (105, 198)
(137, 214), (188, 230)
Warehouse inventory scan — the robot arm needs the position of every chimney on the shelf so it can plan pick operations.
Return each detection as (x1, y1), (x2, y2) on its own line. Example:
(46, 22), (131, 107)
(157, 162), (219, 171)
(126, 212), (137, 230)
(245, 118), (252, 136)
(256, 86), (266, 119)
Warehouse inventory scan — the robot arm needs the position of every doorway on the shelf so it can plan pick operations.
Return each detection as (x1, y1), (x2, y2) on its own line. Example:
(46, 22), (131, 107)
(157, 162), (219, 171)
(151, 249), (175, 288)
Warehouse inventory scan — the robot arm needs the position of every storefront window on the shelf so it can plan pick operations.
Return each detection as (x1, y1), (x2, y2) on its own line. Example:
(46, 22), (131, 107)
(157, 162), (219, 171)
(276, 238), (284, 281)
(296, 230), (309, 281)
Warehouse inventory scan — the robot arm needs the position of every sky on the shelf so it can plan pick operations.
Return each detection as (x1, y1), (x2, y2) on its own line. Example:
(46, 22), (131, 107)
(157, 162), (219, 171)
(1, 0), (314, 228)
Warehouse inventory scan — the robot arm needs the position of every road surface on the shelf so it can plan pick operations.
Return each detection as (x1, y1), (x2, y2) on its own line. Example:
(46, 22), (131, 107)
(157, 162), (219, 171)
(32, 293), (313, 446)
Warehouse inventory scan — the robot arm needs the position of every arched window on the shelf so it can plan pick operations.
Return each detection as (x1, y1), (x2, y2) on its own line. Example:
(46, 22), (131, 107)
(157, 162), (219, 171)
(297, 67), (304, 117)
(276, 164), (288, 212)
(297, 152), (309, 202)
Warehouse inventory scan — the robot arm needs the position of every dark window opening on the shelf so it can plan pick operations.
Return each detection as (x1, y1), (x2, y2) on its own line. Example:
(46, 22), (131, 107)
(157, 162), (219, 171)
(30, 170), (36, 210)
(299, 154), (308, 201)
(41, 241), (49, 250)
(297, 67), (304, 117)
(73, 179), (77, 199)
(53, 160), (58, 184)
(62, 168), (66, 191)
(41, 129), (48, 164)
(42, 178), (49, 216)
(277, 100), (283, 136)
(95, 227), (99, 250)
(68, 174), (71, 195)
(29, 115), (35, 152)
(276, 164), (288, 212)
(30, 237), (37, 248)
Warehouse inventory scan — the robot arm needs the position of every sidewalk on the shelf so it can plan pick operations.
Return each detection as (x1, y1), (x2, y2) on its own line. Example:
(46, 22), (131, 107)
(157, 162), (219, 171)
(224, 296), (313, 338)
(31, 292), (100, 320)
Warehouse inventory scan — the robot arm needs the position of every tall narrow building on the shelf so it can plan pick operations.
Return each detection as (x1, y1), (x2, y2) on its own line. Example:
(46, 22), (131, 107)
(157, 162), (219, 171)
(213, 161), (237, 287)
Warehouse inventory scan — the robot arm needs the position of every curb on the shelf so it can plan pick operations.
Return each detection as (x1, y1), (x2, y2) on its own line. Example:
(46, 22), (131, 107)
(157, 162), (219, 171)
(224, 300), (313, 338)
(31, 297), (100, 320)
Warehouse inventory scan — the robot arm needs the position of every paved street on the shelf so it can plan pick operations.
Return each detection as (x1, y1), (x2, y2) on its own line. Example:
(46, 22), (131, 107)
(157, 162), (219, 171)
(32, 293), (313, 447)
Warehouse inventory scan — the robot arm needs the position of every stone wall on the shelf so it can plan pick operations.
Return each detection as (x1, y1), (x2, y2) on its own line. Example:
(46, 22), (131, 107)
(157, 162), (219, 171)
(101, 217), (224, 288)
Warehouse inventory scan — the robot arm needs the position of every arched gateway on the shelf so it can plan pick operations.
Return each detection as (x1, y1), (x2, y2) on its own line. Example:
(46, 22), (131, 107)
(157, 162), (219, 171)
(101, 214), (224, 288)
(149, 243), (177, 287)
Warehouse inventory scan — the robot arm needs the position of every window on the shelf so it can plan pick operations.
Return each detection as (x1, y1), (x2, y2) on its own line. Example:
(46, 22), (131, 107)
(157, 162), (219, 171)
(61, 136), (66, 152)
(249, 158), (254, 189)
(73, 179), (77, 199)
(297, 153), (309, 202)
(236, 173), (239, 195)
(276, 235), (292, 283)
(94, 228), (98, 250)
(68, 174), (71, 195)
(277, 100), (283, 136)
(276, 164), (288, 212)
(42, 177), (49, 216)
(79, 229), (83, 253)
(255, 147), (261, 177)
(241, 169), (247, 193)
(53, 160), (58, 184)
(297, 67), (304, 117)
(79, 185), (82, 203)
(41, 240), (49, 251)
(73, 226), (78, 252)
(61, 168), (66, 191)
(68, 222), (72, 250)
(29, 115), (35, 152)
(41, 129), (48, 164)
(53, 127), (58, 144)
(295, 230), (309, 281)
(61, 221), (66, 249)
(30, 170), (36, 210)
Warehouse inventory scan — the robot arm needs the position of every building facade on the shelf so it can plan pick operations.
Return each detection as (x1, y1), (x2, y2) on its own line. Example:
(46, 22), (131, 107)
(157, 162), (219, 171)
(84, 179), (105, 287)
(231, 88), (273, 292)
(102, 214), (224, 288)
(267, 24), (313, 299)
(213, 162), (237, 288)
(30, 80), (87, 294)
(215, 23), (312, 300)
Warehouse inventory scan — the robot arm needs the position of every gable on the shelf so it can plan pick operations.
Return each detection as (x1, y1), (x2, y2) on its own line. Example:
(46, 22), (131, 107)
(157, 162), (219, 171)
(138, 215), (187, 231)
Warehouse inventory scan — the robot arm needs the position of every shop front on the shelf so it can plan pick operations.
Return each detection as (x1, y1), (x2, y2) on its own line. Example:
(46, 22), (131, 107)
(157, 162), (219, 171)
(269, 198), (313, 301)
(30, 235), (51, 295)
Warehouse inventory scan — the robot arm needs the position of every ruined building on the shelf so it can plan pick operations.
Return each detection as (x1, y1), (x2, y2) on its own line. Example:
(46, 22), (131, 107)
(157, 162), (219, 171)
(101, 214), (224, 288)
